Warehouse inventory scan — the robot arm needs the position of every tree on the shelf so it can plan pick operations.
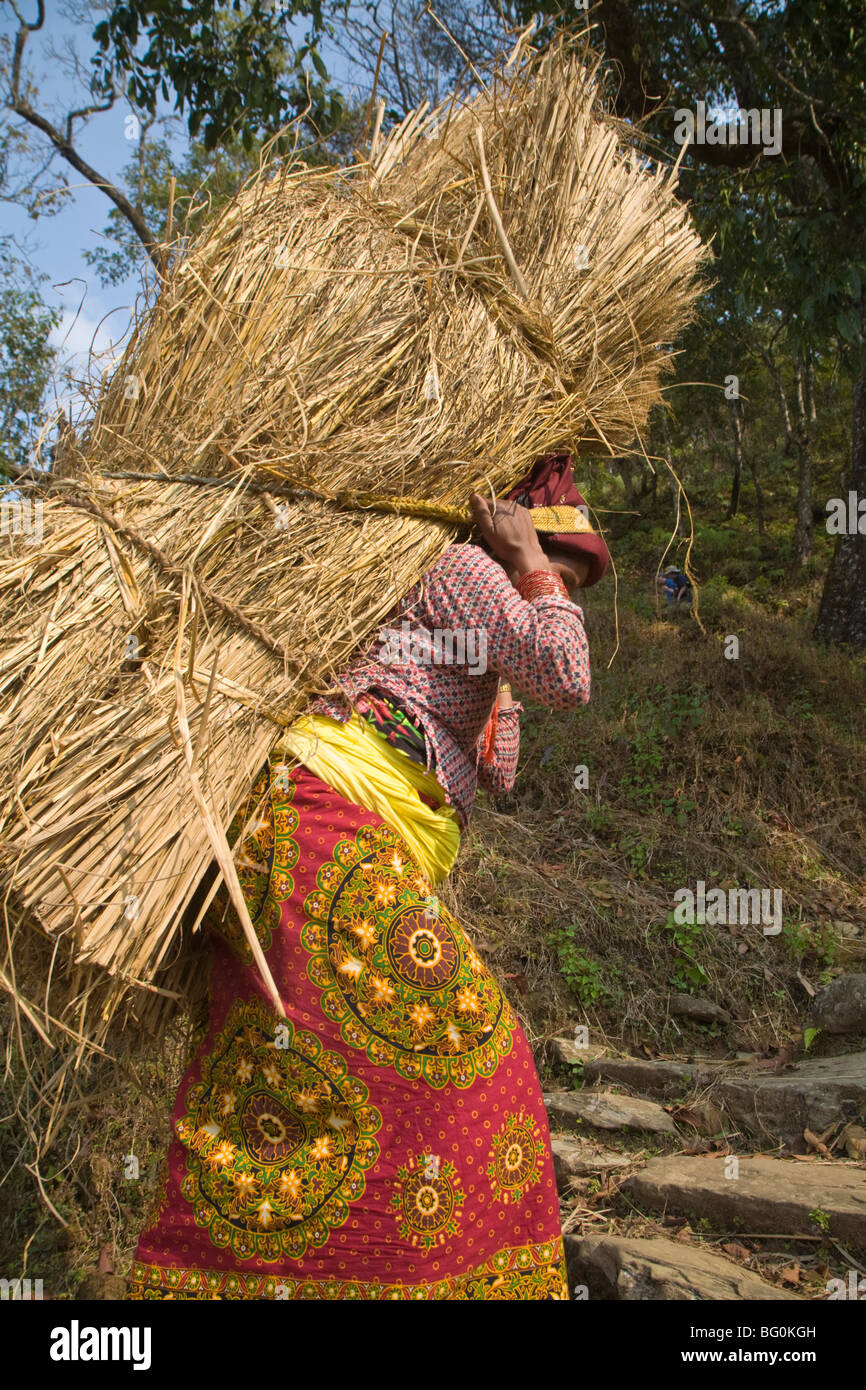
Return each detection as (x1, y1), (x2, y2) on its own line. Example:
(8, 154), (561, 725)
(0, 247), (59, 478)
(4, 0), (354, 277)
(527, 0), (866, 644)
(90, 0), (348, 149)
(327, 0), (515, 117)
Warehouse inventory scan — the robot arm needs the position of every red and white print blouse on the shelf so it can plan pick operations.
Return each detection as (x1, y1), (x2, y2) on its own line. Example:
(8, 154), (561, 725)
(312, 542), (591, 829)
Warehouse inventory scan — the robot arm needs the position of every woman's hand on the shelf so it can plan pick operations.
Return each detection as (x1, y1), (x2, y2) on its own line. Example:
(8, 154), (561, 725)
(470, 493), (550, 575)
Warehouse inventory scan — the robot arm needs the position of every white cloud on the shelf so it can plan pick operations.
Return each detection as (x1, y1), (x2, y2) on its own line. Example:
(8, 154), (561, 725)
(47, 302), (135, 423)
(50, 304), (131, 372)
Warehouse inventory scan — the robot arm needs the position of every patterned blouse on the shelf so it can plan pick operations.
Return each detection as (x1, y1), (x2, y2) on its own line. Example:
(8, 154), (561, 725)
(312, 542), (591, 829)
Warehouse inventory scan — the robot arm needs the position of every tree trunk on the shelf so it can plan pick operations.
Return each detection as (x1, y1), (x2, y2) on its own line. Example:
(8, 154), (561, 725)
(815, 300), (866, 648)
(763, 349), (795, 456)
(749, 454), (765, 534)
(616, 449), (655, 511)
(805, 357), (817, 423)
(727, 396), (743, 517)
(793, 357), (814, 568)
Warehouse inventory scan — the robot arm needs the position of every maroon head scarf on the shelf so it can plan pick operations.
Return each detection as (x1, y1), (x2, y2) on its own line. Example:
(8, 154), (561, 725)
(505, 451), (610, 587)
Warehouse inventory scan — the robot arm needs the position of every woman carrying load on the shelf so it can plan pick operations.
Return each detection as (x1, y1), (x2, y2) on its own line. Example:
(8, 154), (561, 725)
(128, 451), (610, 1301)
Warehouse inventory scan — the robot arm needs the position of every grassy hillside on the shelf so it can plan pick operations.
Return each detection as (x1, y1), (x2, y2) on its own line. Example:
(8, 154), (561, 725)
(450, 514), (866, 1074)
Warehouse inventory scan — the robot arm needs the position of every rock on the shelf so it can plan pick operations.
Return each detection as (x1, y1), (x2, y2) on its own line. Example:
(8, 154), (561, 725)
(625, 1154), (866, 1246)
(711, 1050), (866, 1143)
(550, 1135), (635, 1188)
(668, 993), (731, 1024)
(549, 1036), (609, 1065)
(544, 1088), (678, 1135)
(841, 1123), (866, 1161)
(834, 925), (866, 968)
(585, 1051), (866, 1145)
(564, 1234), (802, 1301)
(584, 1057), (699, 1095)
(811, 974), (866, 1034)
(673, 1099), (728, 1138)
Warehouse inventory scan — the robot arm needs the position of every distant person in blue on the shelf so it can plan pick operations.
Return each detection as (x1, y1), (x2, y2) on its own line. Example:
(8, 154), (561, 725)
(658, 564), (692, 606)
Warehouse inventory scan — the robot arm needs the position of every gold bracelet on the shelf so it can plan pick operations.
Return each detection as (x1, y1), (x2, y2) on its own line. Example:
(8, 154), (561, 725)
(498, 682), (512, 694)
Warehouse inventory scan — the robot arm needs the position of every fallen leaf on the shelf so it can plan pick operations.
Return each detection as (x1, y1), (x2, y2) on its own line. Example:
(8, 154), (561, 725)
(680, 1137), (713, 1155)
(804, 1128), (832, 1158)
(722, 1242), (751, 1262)
(585, 879), (615, 902)
(779, 1265), (801, 1286)
(502, 972), (528, 993)
(98, 1243), (115, 1276)
(669, 1105), (703, 1128)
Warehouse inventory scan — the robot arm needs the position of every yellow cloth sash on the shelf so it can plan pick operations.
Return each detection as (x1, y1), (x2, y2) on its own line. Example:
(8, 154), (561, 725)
(274, 711), (460, 885)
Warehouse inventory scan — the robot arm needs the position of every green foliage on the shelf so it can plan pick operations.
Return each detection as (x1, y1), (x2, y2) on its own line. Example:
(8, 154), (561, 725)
(585, 803), (614, 834)
(781, 919), (840, 969)
(92, 2), (341, 150)
(549, 925), (608, 1005)
(619, 684), (705, 810)
(618, 829), (653, 875)
(658, 910), (709, 993)
(661, 795), (697, 828)
(0, 253), (59, 476)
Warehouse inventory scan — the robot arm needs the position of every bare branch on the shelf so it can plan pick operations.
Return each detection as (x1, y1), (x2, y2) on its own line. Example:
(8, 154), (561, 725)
(65, 96), (116, 145)
(6, 5), (163, 273)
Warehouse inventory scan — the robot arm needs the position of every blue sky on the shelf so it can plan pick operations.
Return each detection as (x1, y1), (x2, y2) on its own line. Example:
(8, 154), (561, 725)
(1, 3), (362, 424)
(3, 7), (163, 407)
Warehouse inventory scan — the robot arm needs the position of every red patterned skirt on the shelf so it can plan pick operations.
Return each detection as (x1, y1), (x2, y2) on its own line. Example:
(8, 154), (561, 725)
(128, 760), (567, 1299)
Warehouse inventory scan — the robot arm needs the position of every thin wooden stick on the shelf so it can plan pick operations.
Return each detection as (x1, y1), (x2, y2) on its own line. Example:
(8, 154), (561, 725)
(473, 125), (530, 300)
(172, 582), (286, 1019)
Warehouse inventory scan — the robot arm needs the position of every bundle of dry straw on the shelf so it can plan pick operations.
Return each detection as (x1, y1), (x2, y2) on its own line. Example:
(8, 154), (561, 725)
(0, 30), (707, 1056)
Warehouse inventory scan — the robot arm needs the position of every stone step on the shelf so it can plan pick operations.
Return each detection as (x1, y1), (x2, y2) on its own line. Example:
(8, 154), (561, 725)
(549, 1035), (610, 1066)
(550, 1135), (635, 1189)
(583, 1051), (866, 1146)
(564, 1233), (803, 1301)
(625, 1154), (866, 1247)
(811, 973), (866, 1034)
(544, 1088), (678, 1136)
(584, 1057), (699, 1095)
(710, 1052), (866, 1145)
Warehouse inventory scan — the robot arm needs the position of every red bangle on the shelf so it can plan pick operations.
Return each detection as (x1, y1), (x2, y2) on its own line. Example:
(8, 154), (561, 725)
(515, 569), (569, 603)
